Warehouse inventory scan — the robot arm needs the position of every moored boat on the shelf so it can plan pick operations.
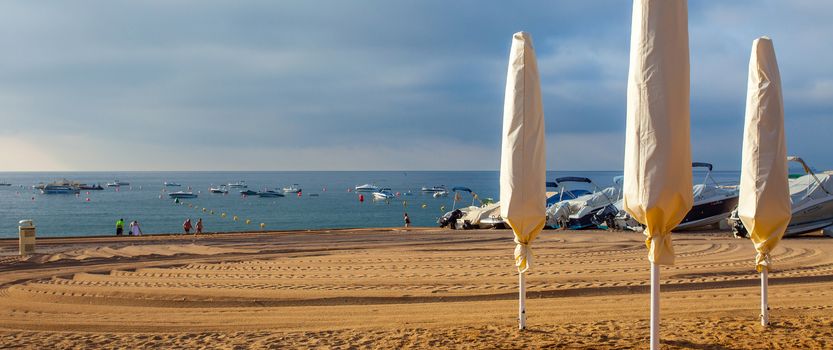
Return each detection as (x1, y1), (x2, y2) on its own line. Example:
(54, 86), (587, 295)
(608, 162), (740, 231)
(209, 186), (229, 194)
(168, 191), (198, 199)
(227, 181), (247, 188)
(730, 156), (833, 237)
(41, 184), (80, 194)
(106, 180), (129, 187)
(355, 184), (379, 192)
(545, 177), (619, 230)
(372, 188), (396, 200)
(282, 184), (302, 193)
(257, 190), (285, 198)
(421, 185), (447, 193)
(164, 182), (182, 187)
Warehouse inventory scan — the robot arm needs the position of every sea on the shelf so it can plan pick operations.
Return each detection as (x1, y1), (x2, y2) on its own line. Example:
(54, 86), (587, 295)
(0, 171), (742, 238)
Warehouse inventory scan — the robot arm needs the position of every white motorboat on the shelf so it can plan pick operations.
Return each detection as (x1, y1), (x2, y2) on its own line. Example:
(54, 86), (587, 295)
(545, 177), (619, 230)
(209, 186), (229, 194)
(439, 204), (506, 230)
(421, 185), (447, 192)
(106, 180), (129, 187)
(282, 184), (302, 193)
(227, 181), (247, 188)
(730, 156), (833, 237)
(372, 188), (396, 200)
(168, 191), (198, 199)
(164, 182), (182, 187)
(433, 191), (448, 198)
(106, 180), (130, 187)
(608, 162), (740, 231)
(354, 184), (379, 192)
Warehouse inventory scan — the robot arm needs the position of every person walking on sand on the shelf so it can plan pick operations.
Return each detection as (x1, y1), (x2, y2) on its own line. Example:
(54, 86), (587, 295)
(115, 218), (124, 236)
(130, 220), (142, 236)
(404, 213), (411, 228)
(196, 218), (203, 234)
(183, 218), (192, 234)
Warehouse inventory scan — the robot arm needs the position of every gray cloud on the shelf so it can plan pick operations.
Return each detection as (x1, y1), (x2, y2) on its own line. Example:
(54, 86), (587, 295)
(0, 1), (831, 171)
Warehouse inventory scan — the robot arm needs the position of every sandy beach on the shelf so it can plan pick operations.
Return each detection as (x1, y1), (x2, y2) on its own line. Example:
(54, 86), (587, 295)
(1, 228), (832, 349)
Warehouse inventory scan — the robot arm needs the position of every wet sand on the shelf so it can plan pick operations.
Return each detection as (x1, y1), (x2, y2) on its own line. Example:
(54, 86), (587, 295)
(1, 228), (832, 349)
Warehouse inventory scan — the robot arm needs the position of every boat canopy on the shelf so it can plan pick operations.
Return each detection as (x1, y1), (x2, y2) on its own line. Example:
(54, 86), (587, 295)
(692, 183), (737, 201)
(452, 186), (472, 193)
(790, 173), (833, 202)
(555, 176), (592, 184)
(692, 162), (713, 171)
(788, 156), (830, 195)
(545, 181), (558, 188)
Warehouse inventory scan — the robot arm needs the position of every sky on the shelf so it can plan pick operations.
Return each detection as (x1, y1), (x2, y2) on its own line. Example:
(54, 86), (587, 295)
(0, 1), (831, 171)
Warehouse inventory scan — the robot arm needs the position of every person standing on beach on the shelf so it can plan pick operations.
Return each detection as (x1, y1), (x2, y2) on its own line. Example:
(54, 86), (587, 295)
(130, 221), (142, 236)
(404, 213), (411, 228)
(183, 219), (192, 234)
(115, 218), (124, 236)
(196, 218), (203, 234)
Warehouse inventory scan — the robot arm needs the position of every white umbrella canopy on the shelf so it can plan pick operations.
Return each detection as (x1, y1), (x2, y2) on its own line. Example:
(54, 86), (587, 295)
(738, 36), (791, 326)
(499, 31), (546, 330)
(738, 36), (791, 272)
(623, 0), (693, 266)
(623, 0), (692, 348)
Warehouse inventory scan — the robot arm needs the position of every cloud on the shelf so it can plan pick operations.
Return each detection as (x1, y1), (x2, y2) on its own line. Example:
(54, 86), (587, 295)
(0, 1), (831, 171)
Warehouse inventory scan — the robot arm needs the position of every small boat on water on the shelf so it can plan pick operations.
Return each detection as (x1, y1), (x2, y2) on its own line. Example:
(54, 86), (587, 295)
(79, 183), (104, 190)
(106, 180), (129, 187)
(433, 191), (448, 198)
(168, 191), (198, 199)
(209, 186), (229, 194)
(227, 181), (247, 188)
(372, 188), (396, 200)
(421, 185), (447, 193)
(282, 184), (302, 193)
(164, 182), (182, 187)
(41, 184), (80, 194)
(257, 190), (285, 198)
(0, 182), (11, 186)
(240, 190), (258, 196)
(354, 184), (379, 192)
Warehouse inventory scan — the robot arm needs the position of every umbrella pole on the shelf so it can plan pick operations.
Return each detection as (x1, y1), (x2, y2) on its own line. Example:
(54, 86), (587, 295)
(519, 272), (527, 330)
(761, 268), (769, 326)
(650, 262), (660, 350)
